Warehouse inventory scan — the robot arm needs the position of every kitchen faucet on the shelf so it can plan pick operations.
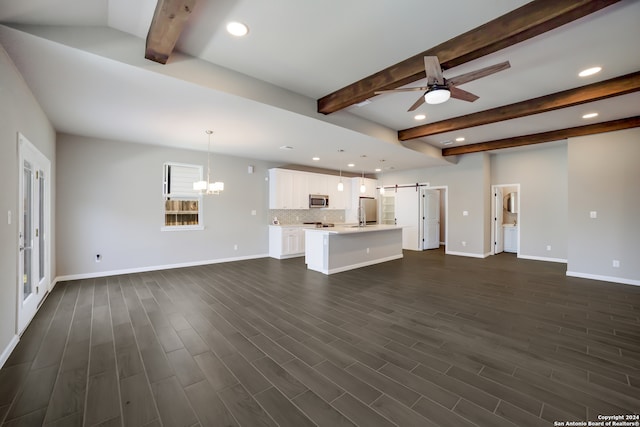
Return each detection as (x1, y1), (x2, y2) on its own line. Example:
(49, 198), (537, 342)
(358, 205), (366, 226)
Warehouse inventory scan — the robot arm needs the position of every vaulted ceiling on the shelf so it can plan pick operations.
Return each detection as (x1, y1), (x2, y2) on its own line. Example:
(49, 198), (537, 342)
(1, 0), (639, 173)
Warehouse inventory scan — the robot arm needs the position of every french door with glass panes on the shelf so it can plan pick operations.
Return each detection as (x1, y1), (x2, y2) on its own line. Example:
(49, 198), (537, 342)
(18, 133), (51, 333)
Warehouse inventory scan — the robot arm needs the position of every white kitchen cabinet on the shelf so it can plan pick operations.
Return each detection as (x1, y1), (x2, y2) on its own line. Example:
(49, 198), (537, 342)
(327, 175), (349, 210)
(307, 173), (328, 196)
(269, 169), (308, 209)
(350, 177), (378, 199)
(503, 225), (518, 253)
(269, 226), (307, 259)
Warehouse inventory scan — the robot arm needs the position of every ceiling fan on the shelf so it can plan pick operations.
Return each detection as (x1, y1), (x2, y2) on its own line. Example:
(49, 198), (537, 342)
(375, 56), (511, 111)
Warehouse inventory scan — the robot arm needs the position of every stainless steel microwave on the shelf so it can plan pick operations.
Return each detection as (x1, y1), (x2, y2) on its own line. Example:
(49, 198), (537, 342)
(309, 194), (329, 208)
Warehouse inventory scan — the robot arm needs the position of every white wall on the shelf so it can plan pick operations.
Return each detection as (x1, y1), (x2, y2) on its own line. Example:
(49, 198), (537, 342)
(490, 142), (568, 261)
(0, 44), (56, 363)
(56, 134), (277, 278)
(567, 129), (640, 285)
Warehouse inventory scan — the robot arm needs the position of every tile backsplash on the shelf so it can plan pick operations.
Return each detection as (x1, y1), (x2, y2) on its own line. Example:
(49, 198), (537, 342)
(269, 209), (345, 224)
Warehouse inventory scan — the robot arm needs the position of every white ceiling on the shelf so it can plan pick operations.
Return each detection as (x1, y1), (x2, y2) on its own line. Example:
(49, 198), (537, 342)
(1, 0), (639, 173)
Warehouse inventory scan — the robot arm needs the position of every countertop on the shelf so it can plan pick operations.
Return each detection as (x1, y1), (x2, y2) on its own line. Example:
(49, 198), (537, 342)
(304, 224), (402, 235)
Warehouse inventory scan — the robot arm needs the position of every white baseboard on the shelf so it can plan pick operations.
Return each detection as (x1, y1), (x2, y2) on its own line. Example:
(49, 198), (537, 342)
(55, 253), (269, 282)
(518, 254), (568, 263)
(0, 334), (19, 369)
(566, 271), (640, 287)
(445, 250), (487, 258)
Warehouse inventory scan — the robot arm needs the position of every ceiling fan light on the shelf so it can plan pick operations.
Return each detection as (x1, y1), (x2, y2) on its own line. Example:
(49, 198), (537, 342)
(424, 85), (451, 104)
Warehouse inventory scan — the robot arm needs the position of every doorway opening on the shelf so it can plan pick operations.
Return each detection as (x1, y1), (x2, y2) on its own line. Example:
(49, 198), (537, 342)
(491, 184), (520, 256)
(380, 183), (448, 252)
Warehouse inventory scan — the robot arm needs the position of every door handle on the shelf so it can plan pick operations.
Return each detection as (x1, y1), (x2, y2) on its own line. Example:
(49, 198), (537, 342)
(19, 246), (24, 252)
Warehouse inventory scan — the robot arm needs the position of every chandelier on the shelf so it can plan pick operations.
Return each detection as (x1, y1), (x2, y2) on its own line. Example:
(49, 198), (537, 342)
(193, 130), (224, 195)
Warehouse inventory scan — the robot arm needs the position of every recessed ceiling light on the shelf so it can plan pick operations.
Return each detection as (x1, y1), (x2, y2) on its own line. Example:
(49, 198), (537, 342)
(455, 137), (465, 142)
(579, 66), (601, 77)
(582, 112), (599, 119)
(279, 145), (293, 150)
(312, 157), (320, 161)
(375, 168), (382, 172)
(347, 163), (355, 167)
(414, 114), (426, 120)
(226, 21), (249, 37)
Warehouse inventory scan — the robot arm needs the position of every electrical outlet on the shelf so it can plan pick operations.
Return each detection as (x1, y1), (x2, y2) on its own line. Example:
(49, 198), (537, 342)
(95, 254), (101, 263)
(612, 260), (620, 268)
(463, 211), (469, 216)
(366, 247), (370, 254)
(251, 210), (256, 216)
(590, 211), (597, 219)
(234, 244), (238, 251)
(546, 245), (551, 251)
(462, 241), (467, 247)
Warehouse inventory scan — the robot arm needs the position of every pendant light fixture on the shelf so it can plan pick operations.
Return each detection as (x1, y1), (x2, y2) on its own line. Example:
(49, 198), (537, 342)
(193, 130), (224, 195)
(337, 149), (344, 192)
(360, 170), (366, 194)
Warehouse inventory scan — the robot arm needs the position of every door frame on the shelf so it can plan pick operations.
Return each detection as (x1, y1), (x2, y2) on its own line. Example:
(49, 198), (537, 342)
(428, 185), (448, 251)
(491, 183), (520, 256)
(17, 133), (52, 334)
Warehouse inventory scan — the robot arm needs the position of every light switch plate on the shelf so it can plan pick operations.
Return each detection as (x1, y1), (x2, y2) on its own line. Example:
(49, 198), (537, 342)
(590, 211), (597, 219)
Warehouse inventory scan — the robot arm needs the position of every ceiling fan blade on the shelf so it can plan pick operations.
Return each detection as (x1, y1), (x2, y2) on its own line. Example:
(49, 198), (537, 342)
(407, 94), (426, 112)
(449, 86), (479, 102)
(447, 61), (511, 86)
(424, 56), (444, 85)
(374, 86), (429, 95)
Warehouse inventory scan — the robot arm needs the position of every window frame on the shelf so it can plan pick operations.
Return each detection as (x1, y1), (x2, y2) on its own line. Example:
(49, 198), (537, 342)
(161, 162), (205, 231)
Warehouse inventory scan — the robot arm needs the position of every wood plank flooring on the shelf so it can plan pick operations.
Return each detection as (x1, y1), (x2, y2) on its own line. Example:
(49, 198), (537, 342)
(1, 249), (639, 426)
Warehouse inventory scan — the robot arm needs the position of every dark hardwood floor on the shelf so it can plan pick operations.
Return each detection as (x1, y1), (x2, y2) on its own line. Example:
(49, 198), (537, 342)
(1, 249), (639, 426)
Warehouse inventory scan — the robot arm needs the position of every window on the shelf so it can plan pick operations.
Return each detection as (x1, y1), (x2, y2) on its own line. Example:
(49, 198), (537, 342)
(162, 162), (204, 230)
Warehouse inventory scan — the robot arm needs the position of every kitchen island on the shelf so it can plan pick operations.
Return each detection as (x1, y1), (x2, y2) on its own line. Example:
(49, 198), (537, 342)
(304, 225), (403, 275)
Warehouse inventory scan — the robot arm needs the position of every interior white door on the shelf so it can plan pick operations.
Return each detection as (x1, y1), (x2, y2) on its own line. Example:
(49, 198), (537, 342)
(493, 187), (504, 254)
(394, 187), (420, 250)
(18, 134), (51, 333)
(422, 189), (440, 249)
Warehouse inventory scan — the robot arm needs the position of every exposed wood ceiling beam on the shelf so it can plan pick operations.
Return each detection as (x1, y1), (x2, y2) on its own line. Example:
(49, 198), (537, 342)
(441, 116), (640, 156)
(399, 71), (640, 141)
(145, 0), (196, 64)
(317, 0), (620, 115)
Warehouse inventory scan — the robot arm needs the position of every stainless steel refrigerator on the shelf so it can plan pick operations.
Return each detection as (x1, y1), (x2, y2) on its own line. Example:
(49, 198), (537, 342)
(359, 197), (378, 225)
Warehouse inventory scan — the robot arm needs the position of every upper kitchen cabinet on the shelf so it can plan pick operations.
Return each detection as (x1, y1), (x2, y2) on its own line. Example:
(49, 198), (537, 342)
(269, 168), (309, 209)
(269, 168), (352, 210)
(307, 173), (328, 195)
(352, 177), (378, 199)
(327, 174), (350, 210)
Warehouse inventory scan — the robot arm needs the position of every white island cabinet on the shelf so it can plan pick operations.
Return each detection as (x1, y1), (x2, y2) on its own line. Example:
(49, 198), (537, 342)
(305, 225), (403, 275)
(269, 225), (312, 259)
